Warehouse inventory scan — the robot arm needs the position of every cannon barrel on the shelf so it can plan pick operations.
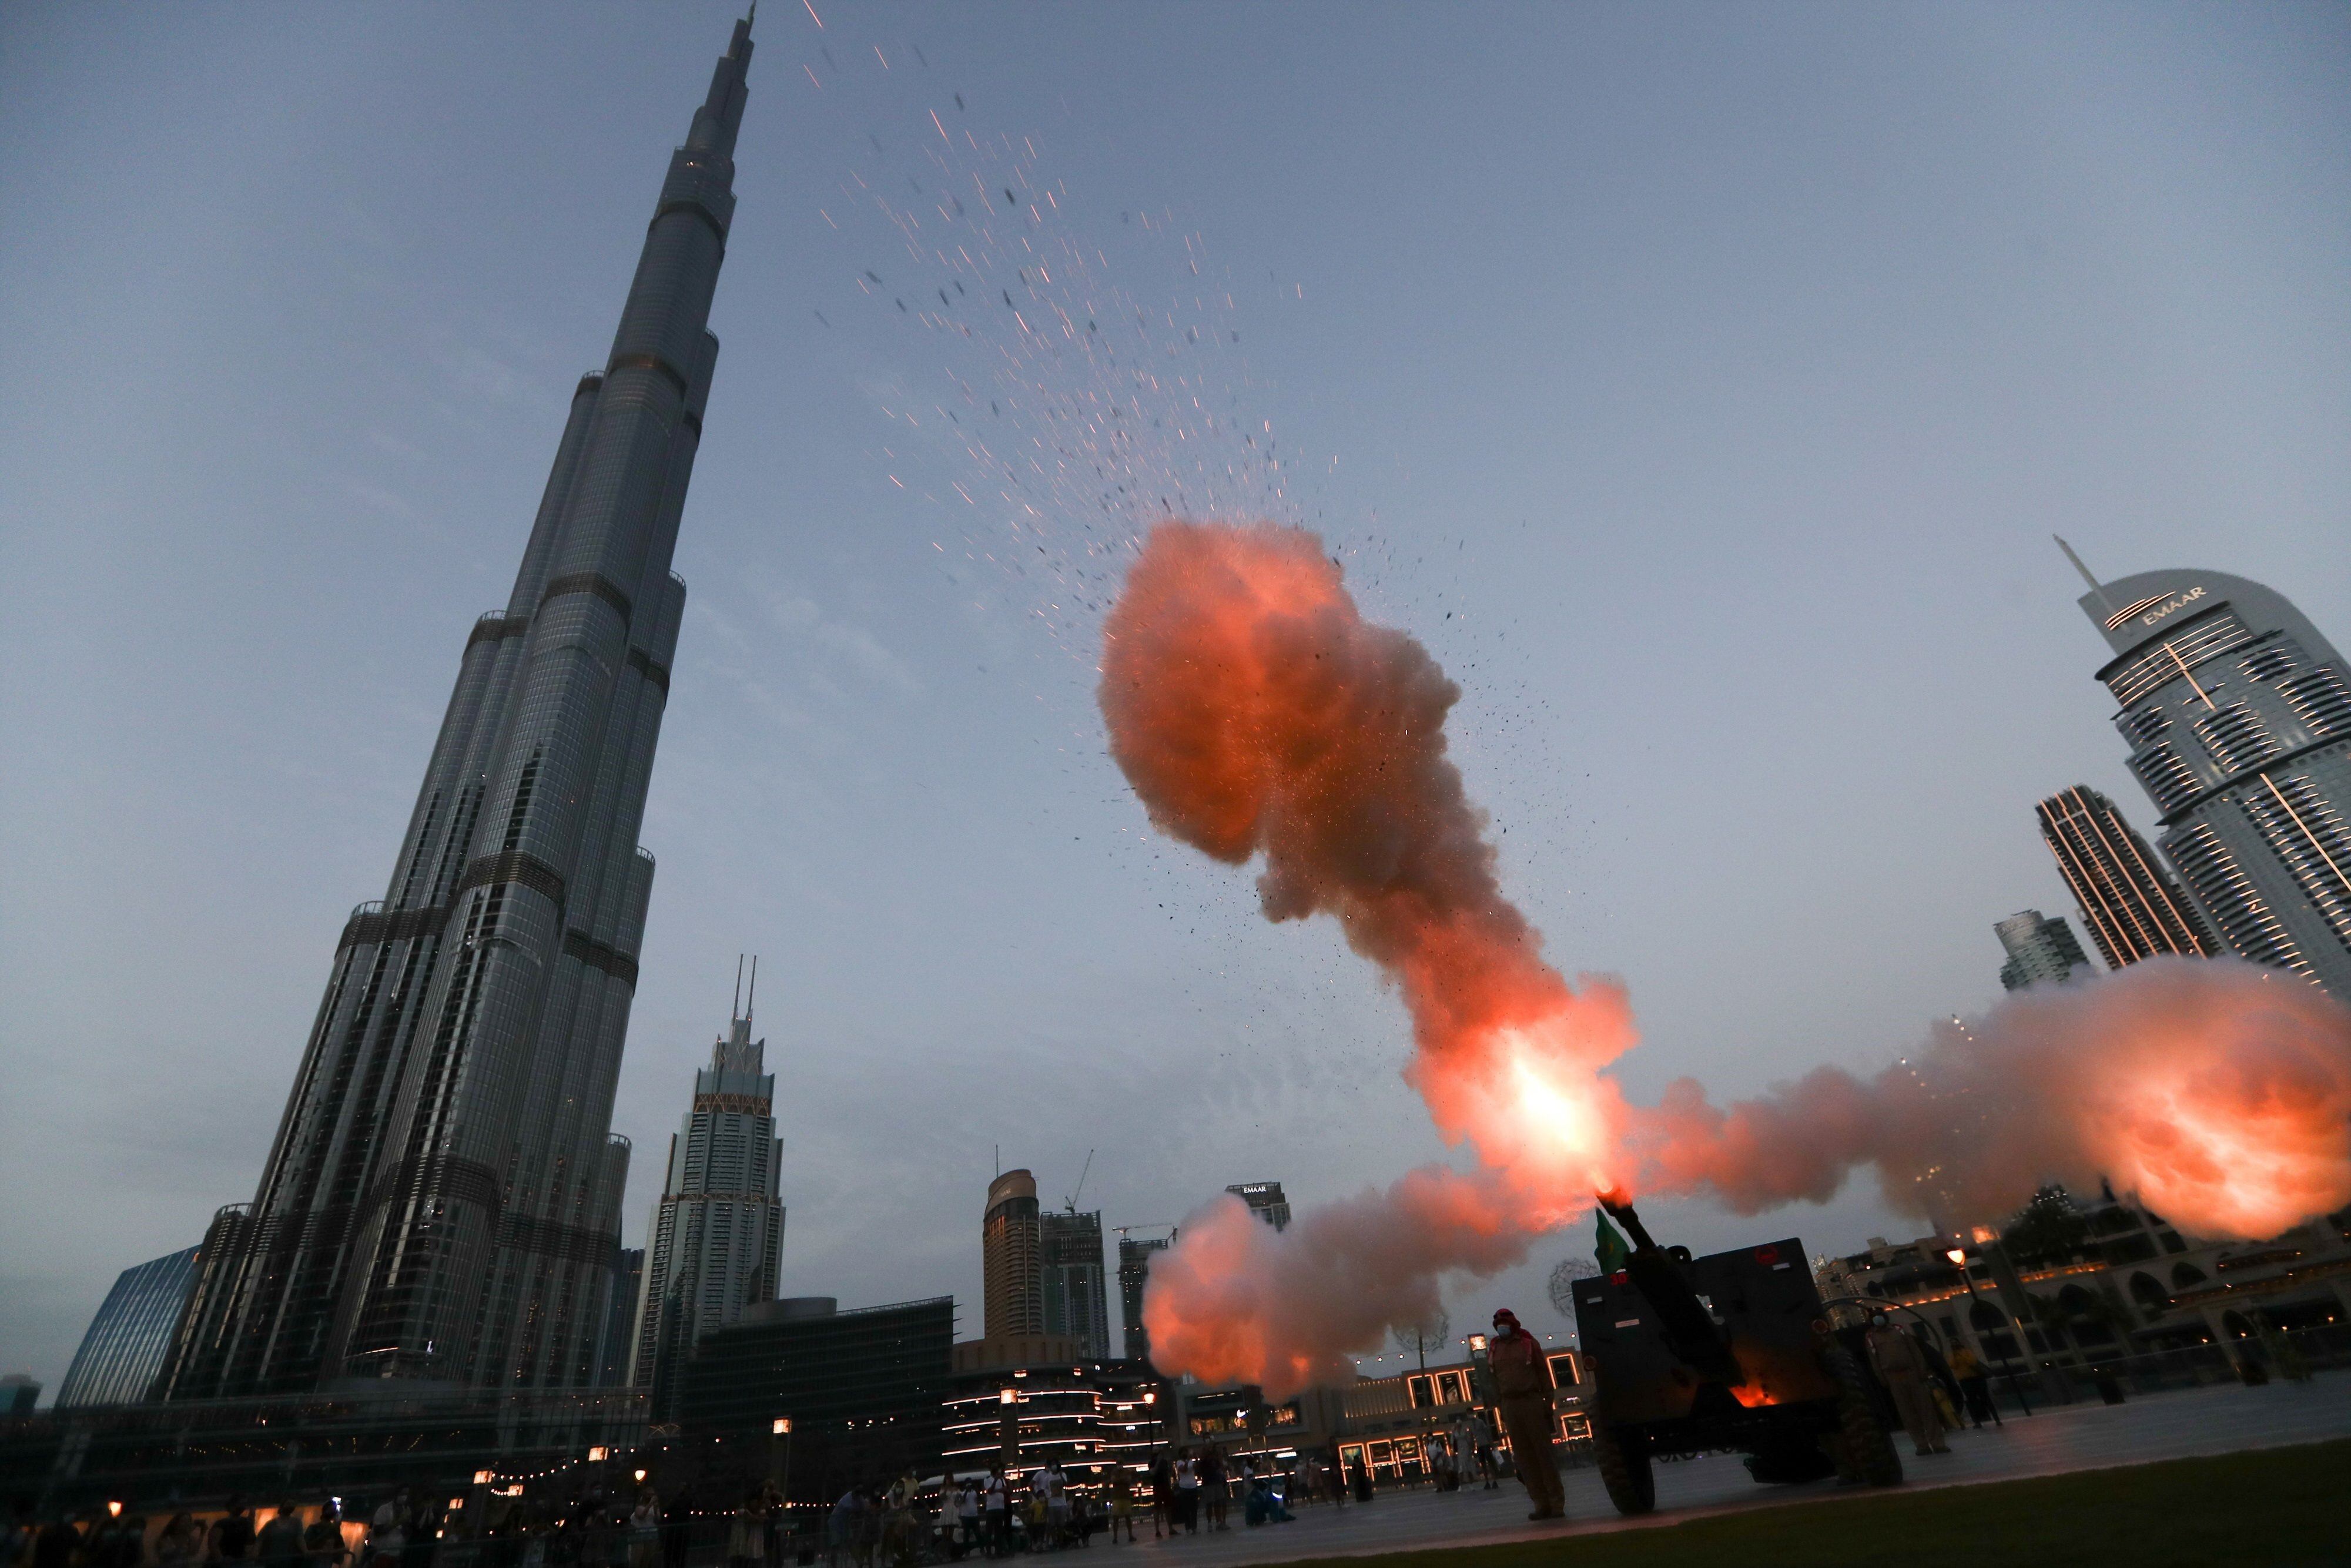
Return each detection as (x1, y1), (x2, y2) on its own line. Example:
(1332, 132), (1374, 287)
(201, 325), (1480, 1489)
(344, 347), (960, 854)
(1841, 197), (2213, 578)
(1599, 1197), (1746, 1386)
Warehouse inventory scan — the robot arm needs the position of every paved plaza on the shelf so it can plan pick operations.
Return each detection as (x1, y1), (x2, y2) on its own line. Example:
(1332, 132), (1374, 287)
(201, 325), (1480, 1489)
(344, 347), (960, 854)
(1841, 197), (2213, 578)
(1113, 1375), (2351, 1564)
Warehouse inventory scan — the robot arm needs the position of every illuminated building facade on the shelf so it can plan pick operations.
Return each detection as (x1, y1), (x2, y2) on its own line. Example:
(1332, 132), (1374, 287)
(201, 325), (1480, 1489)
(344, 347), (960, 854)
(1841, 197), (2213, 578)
(2035, 785), (2217, 968)
(941, 1335), (1091, 1483)
(1992, 909), (2096, 991)
(2077, 567), (2351, 996)
(983, 1171), (1044, 1339)
(629, 1001), (785, 1418)
(58, 1247), (199, 1408)
(158, 14), (757, 1399)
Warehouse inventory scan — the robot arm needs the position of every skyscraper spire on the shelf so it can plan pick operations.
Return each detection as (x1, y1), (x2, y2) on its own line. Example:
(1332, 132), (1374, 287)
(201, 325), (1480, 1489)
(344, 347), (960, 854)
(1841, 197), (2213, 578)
(160, 16), (755, 1401)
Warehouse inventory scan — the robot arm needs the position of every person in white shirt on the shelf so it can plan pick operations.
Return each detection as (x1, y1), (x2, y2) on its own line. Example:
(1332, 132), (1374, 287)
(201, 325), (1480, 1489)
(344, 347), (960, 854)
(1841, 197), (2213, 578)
(1172, 1452), (1201, 1536)
(983, 1470), (1011, 1559)
(1040, 1465), (1071, 1545)
(954, 1482), (982, 1556)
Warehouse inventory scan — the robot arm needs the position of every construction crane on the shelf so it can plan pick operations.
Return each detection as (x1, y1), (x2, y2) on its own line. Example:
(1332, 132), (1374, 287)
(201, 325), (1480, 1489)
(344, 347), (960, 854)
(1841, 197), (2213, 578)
(1063, 1148), (1094, 1213)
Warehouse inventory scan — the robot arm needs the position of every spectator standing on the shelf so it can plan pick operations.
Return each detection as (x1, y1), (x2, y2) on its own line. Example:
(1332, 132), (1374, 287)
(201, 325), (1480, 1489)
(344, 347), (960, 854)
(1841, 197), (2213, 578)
(306, 1502), (349, 1568)
(32, 1516), (81, 1568)
(1947, 1344), (1994, 1428)
(257, 1507), (306, 1568)
(214, 1501), (259, 1565)
(980, 1473), (1008, 1560)
(156, 1516), (200, 1568)
(1145, 1460), (1171, 1539)
(728, 1490), (768, 1568)
(1170, 1453), (1198, 1536)
(823, 1492), (857, 1568)
(1197, 1449), (1227, 1533)
(363, 1497), (404, 1568)
(950, 1483), (979, 1557)
(625, 1494), (658, 1568)
(1105, 1470), (1133, 1547)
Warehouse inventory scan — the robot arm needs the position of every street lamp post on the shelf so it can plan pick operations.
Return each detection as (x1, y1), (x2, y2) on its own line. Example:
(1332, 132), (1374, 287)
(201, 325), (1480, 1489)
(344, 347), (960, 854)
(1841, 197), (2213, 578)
(1946, 1247), (2026, 1419)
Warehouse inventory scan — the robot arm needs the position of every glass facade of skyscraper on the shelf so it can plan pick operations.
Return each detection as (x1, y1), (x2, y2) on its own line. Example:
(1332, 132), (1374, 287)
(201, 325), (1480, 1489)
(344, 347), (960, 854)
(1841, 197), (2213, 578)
(56, 1247), (199, 1409)
(158, 15), (756, 1400)
(2035, 785), (2216, 969)
(2079, 571), (2351, 996)
(1040, 1209), (1110, 1361)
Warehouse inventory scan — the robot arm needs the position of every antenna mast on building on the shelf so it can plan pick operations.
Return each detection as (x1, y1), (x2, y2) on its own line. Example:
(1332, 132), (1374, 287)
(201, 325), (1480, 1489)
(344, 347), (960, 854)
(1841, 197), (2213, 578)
(2054, 535), (2114, 616)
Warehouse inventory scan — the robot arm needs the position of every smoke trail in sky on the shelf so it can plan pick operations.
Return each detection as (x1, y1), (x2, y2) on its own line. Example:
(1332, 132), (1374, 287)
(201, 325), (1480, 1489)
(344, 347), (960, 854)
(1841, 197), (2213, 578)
(1102, 520), (2351, 1397)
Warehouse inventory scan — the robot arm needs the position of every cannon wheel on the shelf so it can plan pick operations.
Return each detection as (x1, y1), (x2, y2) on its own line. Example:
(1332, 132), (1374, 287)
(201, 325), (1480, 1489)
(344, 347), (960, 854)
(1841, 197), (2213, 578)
(1824, 1345), (1904, 1487)
(1590, 1418), (1655, 1516)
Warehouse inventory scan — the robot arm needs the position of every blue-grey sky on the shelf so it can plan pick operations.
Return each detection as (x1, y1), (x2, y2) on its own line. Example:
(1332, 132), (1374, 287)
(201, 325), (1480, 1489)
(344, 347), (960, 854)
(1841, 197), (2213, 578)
(4, 2), (2347, 1396)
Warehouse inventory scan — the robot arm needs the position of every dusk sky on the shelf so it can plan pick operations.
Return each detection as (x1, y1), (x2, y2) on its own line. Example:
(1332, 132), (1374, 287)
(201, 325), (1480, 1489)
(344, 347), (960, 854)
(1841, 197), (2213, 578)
(4, 2), (2347, 1395)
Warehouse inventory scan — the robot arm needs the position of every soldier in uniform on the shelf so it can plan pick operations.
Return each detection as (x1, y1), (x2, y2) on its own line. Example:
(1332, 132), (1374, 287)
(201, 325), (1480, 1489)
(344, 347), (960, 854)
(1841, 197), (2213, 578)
(1486, 1309), (1565, 1520)
(1866, 1314), (1950, 1456)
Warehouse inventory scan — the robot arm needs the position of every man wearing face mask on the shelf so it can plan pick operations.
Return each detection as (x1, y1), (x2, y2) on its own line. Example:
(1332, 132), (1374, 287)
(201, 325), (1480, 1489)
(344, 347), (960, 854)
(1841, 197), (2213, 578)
(1487, 1309), (1565, 1520)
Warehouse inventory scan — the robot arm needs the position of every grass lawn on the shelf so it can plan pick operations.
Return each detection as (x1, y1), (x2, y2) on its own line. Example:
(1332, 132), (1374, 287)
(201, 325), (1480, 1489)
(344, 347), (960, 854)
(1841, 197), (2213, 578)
(1274, 1440), (2350, 1568)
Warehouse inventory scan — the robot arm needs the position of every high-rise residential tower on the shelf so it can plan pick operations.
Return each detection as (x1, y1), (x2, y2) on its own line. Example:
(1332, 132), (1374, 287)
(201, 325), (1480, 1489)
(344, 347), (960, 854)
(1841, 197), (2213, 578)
(2035, 785), (2217, 969)
(1993, 909), (2096, 991)
(1040, 1209), (1110, 1361)
(158, 16), (755, 1399)
(58, 1247), (200, 1408)
(1115, 1232), (1172, 1363)
(2069, 558), (2351, 996)
(629, 983), (785, 1416)
(982, 1170), (1044, 1339)
(1226, 1182), (1291, 1231)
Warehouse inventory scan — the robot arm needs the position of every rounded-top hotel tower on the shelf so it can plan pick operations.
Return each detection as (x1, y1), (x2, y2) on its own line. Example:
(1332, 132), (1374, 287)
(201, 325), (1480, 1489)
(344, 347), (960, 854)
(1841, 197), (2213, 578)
(2081, 568), (2351, 998)
(160, 15), (755, 1398)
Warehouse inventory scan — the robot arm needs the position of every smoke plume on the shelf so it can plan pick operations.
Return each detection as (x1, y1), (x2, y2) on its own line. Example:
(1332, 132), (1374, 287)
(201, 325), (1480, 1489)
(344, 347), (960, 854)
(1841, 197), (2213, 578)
(1101, 520), (2351, 1397)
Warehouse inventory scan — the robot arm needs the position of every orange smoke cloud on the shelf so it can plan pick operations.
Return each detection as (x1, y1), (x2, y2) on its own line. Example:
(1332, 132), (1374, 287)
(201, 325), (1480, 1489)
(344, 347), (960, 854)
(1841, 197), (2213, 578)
(1636, 955), (2351, 1241)
(1141, 1168), (1529, 1396)
(1100, 520), (1637, 1212)
(1103, 520), (2351, 1395)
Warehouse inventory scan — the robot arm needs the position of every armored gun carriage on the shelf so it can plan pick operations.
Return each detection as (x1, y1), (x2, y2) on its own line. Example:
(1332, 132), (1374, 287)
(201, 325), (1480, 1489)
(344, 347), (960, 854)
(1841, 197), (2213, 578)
(1568, 1200), (1905, 1515)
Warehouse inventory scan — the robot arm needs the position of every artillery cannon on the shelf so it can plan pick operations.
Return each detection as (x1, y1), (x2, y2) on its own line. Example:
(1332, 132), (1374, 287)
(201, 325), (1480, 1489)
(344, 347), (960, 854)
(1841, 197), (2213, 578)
(1568, 1198), (1905, 1515)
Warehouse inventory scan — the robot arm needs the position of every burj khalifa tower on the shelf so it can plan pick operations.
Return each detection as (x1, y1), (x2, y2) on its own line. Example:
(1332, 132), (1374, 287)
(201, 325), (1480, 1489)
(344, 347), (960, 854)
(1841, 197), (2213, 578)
(161, 14), (754, 1398)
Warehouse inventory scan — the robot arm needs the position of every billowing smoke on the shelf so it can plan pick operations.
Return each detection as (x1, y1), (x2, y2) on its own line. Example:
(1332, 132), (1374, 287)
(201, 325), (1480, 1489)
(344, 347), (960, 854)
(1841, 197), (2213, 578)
(1102, 520), (2351, 1398)
(1636, 955), (2351, 1240)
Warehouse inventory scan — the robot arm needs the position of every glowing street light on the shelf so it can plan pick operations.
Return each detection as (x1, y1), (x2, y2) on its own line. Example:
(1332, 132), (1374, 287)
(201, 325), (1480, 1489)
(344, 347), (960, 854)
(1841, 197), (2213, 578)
(773, 1418), (792, 1435)
(588, 1446), (608, 1462)
(474, 1472), (494, 1487)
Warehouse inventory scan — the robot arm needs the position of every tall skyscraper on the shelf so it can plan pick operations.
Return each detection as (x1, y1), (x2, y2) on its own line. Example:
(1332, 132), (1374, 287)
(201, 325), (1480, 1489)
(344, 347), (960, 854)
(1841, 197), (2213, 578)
(1994, 909), (2096, 991)
(1040, 1209), (1110, 1361)
(2069, 558), (2351, 996)
(630, 983), (785, 1417)
(1226, 1181), (1291, 1231)
(982, 1170), (1044, 1339)
(2035, 785), (2217, 969)
(158, 15), (756, 1400)
(1115, 1232), (1171, 1363)
(57, 1247), (200, 1408)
